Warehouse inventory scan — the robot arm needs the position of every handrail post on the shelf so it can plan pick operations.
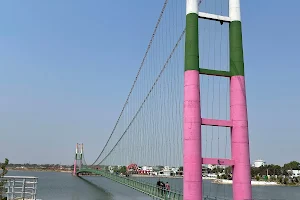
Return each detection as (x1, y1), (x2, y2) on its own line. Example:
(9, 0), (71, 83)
(21, 178), (25, 200)
(7, 179), (10, 200)
(12, 179), (15, 200)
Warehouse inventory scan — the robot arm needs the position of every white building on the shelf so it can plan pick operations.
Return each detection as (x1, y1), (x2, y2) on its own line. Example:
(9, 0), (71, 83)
(287, 170), (300, 178)
(142, 166), (153, 171)
(253, 159), (265, 168)
(158, 166), (178, 176)
(171, 167), (179, 173)
(139, 166), (153, 174)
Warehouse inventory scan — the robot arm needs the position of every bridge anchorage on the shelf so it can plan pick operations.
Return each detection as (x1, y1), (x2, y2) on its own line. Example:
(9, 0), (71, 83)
(74, 0), (252, 199)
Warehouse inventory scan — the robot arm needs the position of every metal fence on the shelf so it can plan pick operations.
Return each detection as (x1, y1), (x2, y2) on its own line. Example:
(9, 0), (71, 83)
(0, 176), (39, 200)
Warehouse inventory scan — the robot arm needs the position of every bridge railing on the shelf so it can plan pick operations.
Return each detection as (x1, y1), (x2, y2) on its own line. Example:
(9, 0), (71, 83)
(0, 176), (39, 200)
(78, 168), (183, 199)
(78, 168), (231, 200)
(101, 171), (183, 200)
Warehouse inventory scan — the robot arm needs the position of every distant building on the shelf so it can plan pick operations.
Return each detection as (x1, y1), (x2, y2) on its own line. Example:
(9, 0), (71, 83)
(140, 166), (153, 174)
(171, 167), (179, 173)
(287, 170), (300, 178)
(157, 166), (179, 176)
(253, 159), (265, 168)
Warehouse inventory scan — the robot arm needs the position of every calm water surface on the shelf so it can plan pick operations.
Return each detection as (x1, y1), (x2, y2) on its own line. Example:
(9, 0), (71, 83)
(8, 171), (300, 200)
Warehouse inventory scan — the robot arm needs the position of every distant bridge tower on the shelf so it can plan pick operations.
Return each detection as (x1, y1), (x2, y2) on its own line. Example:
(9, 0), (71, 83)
(73, 143), (83, 176)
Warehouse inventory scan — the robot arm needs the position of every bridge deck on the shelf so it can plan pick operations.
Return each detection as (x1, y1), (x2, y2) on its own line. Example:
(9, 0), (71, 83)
(78, 168), (182, 200)
(77, 168), (226, 200)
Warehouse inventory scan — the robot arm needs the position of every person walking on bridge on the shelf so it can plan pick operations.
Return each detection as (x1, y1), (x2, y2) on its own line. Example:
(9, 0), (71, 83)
(165, 182), (170, 198)
(156, 179), (162, 195)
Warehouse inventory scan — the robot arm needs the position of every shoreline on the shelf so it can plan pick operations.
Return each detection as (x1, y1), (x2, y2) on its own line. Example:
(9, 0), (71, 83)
(129, 174), (217, 180)
(130, 174), (183, 179)
(8, 168), (72, 173)
(8, 169), (300, 187)
(213, 179), (279, 186)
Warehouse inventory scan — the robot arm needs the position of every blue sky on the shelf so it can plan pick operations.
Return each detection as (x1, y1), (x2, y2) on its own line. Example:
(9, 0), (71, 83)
(0, 0), (299, 166)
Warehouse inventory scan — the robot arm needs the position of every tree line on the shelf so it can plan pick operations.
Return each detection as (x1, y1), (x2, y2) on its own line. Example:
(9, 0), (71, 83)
(207, 161), (300, 185)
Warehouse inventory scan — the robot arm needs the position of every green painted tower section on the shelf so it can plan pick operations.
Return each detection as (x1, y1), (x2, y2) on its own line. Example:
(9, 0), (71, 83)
(184, 13), (199, 71)
(230, 21), (244, 76)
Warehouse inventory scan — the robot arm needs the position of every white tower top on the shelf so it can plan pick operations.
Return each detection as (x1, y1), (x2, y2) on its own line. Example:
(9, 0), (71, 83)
(186, 0), (199, 15)
(229, 0), (241, 21)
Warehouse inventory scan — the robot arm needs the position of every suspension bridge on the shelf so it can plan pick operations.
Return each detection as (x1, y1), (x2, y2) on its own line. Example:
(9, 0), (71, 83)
(72, 0), (251, 199)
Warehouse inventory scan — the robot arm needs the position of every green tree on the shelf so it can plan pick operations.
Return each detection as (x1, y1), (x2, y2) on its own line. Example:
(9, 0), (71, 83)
(283, 161), (300, 170)
(119, 166), (127, 174)
(251, 167), (259, 178)
(220, 174), (228, 180)
(250, 164), (283, 178)
(113, 166), (119, 172)
(282, 170), (289, 176)
(255, 176), (260, 181)
(212, 166), (221, 174)
(270, 164), (282, 175)
(224, 166), (232, 175)
(270, 176), (276, 182)
(179, 166), (183, 171)
(0, 158), (9, 200)
(278, 176), (283, 184)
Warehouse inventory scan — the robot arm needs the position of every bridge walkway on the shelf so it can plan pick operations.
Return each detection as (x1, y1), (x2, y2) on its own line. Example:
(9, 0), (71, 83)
(77, 168), (225, 200)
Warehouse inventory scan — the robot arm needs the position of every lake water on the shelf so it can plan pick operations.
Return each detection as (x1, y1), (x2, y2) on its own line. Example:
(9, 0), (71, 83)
(7, 171), (300, 200)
